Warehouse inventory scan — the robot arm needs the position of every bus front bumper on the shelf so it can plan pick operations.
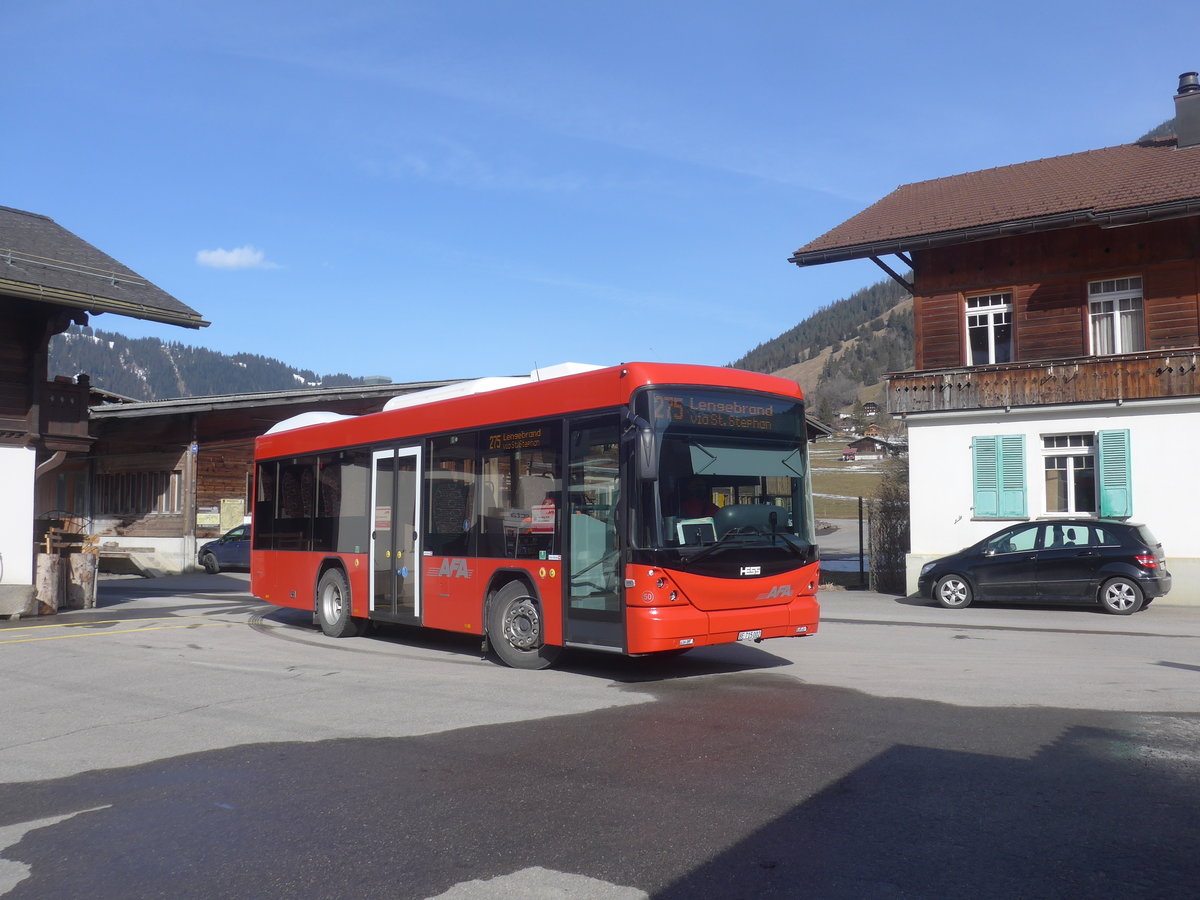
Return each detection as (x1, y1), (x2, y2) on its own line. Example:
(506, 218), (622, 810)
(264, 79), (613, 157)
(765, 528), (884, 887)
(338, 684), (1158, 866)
(625, 597), (819, 655)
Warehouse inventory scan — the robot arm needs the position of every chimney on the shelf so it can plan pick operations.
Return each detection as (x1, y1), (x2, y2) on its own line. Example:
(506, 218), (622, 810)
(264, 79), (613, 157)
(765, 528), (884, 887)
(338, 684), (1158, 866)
(1175, 71), (1200, 149)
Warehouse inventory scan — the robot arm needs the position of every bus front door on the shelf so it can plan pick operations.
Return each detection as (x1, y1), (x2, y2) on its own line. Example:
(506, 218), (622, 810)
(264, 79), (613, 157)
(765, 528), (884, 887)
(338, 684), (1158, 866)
(565, 418), (624, 650)
(371, 447), (422, 621)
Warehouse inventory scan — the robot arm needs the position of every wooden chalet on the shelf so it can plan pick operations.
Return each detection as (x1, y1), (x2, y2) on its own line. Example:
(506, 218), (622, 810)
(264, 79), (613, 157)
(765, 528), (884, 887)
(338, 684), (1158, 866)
(85, 382), (455, 576)
(791, 73), (1200, 602)
(0, 206), (206, 615)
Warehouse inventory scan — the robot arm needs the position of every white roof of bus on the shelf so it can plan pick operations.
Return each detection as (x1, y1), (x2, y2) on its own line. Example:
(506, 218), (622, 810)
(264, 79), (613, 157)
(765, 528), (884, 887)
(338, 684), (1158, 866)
(264, 410), (356, 434)
(381, 362), (603, 412)
(263, 363), (604, 435)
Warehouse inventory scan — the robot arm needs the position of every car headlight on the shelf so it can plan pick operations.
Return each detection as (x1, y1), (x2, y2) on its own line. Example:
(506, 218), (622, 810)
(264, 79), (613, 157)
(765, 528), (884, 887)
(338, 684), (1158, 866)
(920, 562), (936, 576)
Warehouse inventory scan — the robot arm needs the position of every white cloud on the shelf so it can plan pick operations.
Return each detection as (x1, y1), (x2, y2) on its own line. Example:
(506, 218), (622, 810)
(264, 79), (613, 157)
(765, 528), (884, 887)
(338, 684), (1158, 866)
(195, 245), (281, 270)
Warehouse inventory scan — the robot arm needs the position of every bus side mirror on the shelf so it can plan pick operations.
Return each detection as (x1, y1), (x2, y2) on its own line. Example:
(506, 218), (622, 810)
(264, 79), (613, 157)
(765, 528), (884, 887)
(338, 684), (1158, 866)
(637, 422), (658, 482)
(624, 414), (659, 482)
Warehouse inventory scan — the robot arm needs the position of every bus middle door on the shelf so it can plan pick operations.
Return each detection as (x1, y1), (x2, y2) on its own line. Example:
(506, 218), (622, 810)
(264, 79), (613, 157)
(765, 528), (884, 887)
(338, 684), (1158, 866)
(371, 446), (422, 622)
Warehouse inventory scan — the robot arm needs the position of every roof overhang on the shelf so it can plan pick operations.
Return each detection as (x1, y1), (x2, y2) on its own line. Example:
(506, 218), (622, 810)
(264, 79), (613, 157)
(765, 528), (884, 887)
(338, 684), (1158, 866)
(89, 380), (458, 421)
(789, 198), (1200, 269)
(0, 276), (210, 328)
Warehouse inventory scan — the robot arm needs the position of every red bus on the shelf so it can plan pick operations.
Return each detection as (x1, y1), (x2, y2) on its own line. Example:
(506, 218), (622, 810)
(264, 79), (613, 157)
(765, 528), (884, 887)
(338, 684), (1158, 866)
(250, 362), (819, 668)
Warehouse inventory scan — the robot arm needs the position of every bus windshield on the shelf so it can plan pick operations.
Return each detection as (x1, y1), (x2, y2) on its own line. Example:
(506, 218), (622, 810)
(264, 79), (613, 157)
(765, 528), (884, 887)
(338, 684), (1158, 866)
(636, 388), (816, 566)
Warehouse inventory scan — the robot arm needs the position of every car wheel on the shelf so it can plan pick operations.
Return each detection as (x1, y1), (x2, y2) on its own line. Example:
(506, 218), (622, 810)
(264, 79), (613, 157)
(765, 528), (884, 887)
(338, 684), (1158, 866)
(201, 552), (220, 574)
(1099, 577), (1143, 615)
(934, 574), (973, 609)
(487, 582), (561, 670)
(316, 568), (364, 637)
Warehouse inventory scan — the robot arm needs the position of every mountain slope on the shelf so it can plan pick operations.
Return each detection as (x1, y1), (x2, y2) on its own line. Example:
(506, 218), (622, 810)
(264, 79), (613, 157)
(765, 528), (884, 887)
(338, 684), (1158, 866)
(50, 326), (377, 400)
(732, 277), (913, 407)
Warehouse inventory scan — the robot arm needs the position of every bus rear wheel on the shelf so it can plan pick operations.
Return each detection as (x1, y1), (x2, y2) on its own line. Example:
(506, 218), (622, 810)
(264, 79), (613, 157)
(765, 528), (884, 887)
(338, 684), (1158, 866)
(316, 568), (364, 638)
(487, 582), (561, 670)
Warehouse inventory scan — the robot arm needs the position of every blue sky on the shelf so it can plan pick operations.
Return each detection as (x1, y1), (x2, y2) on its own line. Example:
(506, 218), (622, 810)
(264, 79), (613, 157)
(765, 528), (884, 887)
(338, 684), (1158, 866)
(4, 1), (1194, 382)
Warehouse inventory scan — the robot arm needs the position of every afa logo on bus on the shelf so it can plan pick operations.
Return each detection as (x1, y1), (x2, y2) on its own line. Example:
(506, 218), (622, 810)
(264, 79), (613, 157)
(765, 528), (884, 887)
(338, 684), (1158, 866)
(429, 558), (474, 579)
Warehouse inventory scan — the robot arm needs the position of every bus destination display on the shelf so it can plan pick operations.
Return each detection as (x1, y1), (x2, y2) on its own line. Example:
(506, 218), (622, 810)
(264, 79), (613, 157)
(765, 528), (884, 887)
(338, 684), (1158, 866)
(648, 390), (798, 434)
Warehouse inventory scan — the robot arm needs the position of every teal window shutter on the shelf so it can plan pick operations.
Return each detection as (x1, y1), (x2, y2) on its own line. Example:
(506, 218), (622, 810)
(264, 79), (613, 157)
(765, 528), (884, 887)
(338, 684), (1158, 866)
(973, 434), (1026, 518)
(997, 434), (1027, 517)
(972, 436), (999, 516)
(1097, 429), (1132, 517)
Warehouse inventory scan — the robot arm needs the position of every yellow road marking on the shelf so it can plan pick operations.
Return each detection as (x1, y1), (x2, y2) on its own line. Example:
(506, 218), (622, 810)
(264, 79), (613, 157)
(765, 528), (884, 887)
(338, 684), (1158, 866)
(0, 615), (214, 632)
(0, 621), (234, 644)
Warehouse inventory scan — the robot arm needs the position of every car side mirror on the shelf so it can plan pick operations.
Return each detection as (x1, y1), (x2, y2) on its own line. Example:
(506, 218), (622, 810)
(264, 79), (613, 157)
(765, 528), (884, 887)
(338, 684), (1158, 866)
(983, 549), (996, 557)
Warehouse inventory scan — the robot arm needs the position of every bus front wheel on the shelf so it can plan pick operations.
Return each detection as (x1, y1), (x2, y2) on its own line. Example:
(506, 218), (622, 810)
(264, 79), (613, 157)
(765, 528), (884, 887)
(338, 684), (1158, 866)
(487, 582), (561, 670)
(316, 568), (364, 638)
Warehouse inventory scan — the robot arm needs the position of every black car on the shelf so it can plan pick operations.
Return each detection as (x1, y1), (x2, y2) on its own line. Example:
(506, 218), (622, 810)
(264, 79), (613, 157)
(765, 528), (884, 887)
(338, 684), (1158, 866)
(197, 524), (250, 574)
(918, 519), (1171, 615)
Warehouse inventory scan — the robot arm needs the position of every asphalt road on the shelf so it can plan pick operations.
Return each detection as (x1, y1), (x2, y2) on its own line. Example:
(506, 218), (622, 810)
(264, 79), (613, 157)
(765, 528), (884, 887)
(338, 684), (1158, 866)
(1, 574), (1198, 898)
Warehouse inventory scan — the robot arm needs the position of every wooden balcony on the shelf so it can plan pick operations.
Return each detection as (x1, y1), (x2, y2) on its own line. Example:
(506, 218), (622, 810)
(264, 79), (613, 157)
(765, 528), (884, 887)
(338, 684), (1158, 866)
(885, 349), (1200, 415)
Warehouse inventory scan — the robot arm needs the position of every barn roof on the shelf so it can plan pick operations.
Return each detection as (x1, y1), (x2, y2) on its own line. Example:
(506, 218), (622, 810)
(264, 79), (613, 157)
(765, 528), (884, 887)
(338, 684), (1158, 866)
(0, 205), (207, 328)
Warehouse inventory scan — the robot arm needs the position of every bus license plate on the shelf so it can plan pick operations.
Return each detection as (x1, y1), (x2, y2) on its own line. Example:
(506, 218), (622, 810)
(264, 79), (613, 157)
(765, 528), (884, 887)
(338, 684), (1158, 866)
(737, 629), (762, 642)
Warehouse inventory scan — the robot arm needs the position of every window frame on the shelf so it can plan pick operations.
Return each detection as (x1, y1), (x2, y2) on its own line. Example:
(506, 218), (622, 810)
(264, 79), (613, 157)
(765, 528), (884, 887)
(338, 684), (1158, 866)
(964, 291), (1014, 367)
(1088, 276), (1145, 356)
(1041, 434), (1097, 515)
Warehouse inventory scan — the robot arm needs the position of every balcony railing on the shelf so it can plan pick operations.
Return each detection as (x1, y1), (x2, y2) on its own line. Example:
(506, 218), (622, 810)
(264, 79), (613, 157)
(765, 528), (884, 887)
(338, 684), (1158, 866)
(885, 349), (1200, 415)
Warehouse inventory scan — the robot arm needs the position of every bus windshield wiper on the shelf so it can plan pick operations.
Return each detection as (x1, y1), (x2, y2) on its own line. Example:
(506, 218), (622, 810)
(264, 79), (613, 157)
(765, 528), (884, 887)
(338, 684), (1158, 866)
(680, 527), (762, 564)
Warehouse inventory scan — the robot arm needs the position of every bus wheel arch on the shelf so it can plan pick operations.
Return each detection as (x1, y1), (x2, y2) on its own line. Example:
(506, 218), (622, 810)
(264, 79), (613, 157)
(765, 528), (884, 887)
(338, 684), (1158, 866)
(485, 577), (561, 670)
(315, 562), (365, 638)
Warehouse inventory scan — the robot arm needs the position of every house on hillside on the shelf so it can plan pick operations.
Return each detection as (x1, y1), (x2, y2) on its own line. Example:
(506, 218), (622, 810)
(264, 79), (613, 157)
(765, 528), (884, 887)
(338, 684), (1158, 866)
(0, 206), (207, 615)
(845, 435), (904, 460)
(790, 73), (1200, 604)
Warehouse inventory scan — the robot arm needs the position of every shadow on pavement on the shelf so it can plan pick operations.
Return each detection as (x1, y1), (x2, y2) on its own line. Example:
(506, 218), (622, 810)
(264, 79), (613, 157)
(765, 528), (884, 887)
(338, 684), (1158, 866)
(2, 676), (1195, 898)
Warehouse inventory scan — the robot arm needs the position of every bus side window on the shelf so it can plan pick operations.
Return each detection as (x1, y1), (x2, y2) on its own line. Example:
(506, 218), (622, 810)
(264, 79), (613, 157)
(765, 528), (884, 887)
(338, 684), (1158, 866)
(312, 450), (371, 554)
(477, 423), (562, 560)
(425, 433), (477, 557)
(253, 462), (277, 550)
(277, 460), (315, 551)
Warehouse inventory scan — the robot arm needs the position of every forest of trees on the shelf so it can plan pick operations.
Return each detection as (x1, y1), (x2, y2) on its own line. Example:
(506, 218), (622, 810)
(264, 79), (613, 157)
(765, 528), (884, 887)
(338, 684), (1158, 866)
(50, 326), (372, 401)
(731, 277), (911, 377)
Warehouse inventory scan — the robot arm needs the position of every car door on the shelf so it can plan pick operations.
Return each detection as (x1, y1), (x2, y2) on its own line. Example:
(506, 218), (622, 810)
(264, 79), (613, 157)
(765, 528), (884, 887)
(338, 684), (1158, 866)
(969, 523), (1042, 601)
(217, 525), (250, 569)
(1037, 523), (1100, 601)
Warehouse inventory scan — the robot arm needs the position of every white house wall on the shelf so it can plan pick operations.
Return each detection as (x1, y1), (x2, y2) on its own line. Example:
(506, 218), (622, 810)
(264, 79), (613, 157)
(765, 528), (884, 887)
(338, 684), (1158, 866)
(905, 399), (1200, 605)
(0, 445), (36, 614)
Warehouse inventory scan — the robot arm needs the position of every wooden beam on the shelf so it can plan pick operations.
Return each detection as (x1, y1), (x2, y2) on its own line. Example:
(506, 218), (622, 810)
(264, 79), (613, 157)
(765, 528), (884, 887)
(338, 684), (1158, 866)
(869, 256), (914, 293)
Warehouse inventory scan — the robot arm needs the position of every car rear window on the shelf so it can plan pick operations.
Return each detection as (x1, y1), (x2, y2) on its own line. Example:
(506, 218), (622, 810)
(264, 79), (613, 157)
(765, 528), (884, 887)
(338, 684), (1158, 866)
(1131, 525), (1162, 549)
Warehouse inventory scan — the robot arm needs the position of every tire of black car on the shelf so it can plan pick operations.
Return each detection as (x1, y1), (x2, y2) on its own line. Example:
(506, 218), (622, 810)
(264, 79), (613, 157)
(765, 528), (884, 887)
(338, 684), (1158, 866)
(934, 574), (973, 609)
(1099, 576), (1143, 615)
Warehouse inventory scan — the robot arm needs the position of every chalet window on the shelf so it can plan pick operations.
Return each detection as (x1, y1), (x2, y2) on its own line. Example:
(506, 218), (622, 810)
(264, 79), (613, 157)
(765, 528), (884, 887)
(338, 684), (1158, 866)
(971, 434), (1026, 518)
(93, 470), (182, 516)
(965, 292), (1012, 366)
(1043, 435), (1096, 514)
(1089, 277), (1144, 355)
(975, 429), (1130, 520)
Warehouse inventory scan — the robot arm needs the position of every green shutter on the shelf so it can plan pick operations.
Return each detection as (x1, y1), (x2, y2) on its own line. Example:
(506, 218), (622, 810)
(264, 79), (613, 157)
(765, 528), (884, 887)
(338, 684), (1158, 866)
(972, 436), (999, 517)
(973, 434), (1026, 518)
(1097, 429), (1132, 517)
(998, 434), (1027, 517)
